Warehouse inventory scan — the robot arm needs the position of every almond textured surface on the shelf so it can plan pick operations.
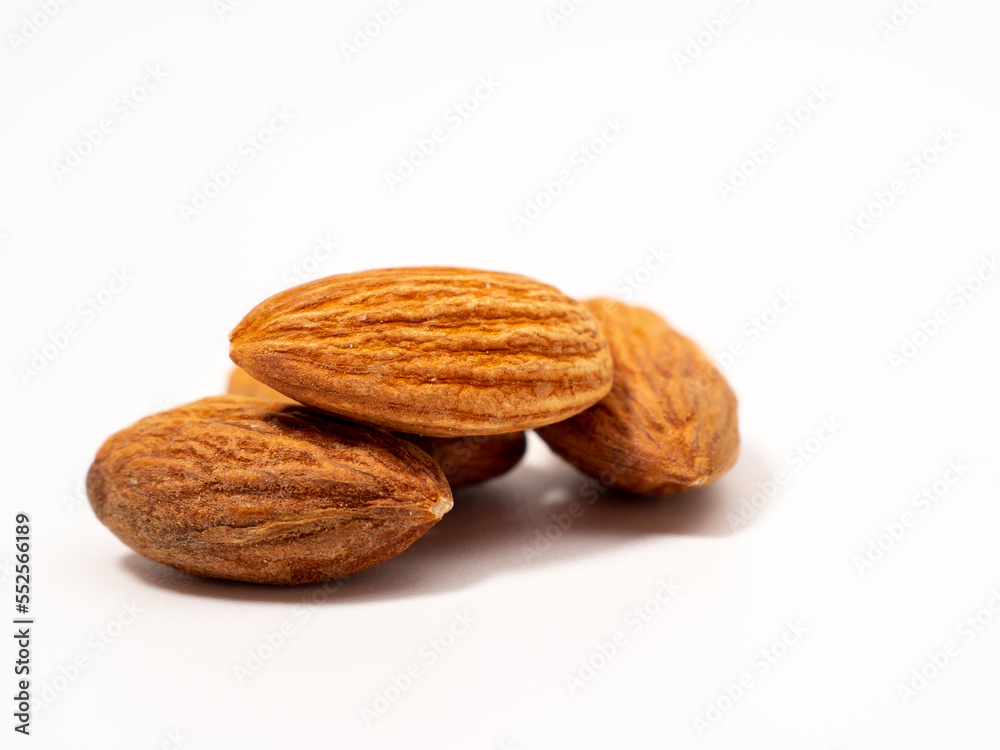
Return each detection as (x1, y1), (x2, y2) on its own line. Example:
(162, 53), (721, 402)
(537, 299), (739, 495)
(228, 267), (614, 437)
(401, 432), (527, 488)
(87, 395), (453, 584)
(228, 366), (526, 487)
(227, 366), (297, 403)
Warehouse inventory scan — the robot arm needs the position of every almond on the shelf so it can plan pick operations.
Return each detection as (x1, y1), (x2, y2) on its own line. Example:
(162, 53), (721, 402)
(87, 395), (452, 584)
(227, 366), (525, 487)
(404, 432), (526, 488)
(536, 299), (739, 495)
(227, 365), (297, 403)
(228, 267), (614, 437)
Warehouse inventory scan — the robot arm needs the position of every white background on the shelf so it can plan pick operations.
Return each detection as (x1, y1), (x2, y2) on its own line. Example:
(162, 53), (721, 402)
(2, 0), (999, 747)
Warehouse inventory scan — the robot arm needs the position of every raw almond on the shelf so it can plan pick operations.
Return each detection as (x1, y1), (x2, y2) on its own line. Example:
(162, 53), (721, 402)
(227, 366), (525, 487)
(87, 395), (452, 584)
(404, 432), (526, 488)
(228, 267), (614, 437)
(227, 365), (297, 403)
(536, 299), (739, 495)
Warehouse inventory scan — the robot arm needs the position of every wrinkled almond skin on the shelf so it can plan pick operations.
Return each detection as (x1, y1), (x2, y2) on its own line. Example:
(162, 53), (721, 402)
(228, 267), (614, 437)
(87, 395), (453, 584)
(404, 432), (526, 488)
(537, 299), (739, 495)
(227, 366), (297, 403)
(227, 366), (526, 487)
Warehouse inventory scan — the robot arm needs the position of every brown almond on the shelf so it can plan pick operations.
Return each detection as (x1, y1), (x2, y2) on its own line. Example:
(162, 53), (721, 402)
(87, 395), (453, 584)
(402, 432), (527, 488)
(536, 299), (739, 495)
(227, 365), (297, 403)
(228, 267), (613, 437)
(227, 366), (525, 487)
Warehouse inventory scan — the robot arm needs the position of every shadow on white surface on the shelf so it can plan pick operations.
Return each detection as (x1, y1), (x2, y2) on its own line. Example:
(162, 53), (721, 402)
(120, 444), (770, 602)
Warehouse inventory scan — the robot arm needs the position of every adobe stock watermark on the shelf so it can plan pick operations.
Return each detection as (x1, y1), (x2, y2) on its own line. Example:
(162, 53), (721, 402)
(51, 65), (168, 183)
(360, 611), (475, 726)
(715, 288), (797, 371)
(34, 601), (143, 712)
(18, 268), (134, 385)
(154, 729), (189, 750)
(613, 245), (671, 299)
(546, 0), (588, 30)
(886, 254), (998, 372)
(853, 460), (970, 575)
(673, 0), (755, 71)
(896, 587), (1000, 705)
(520, 475), (614, 561)
(566, 578), (681, 694)
(152, 395), (179, 412)
(523, 446), (677, 560)
(266, 235), (338, 296)
(843, 127), (959, 244)
(59, 477), (87, 516)
(214, 0), (250, 21)
(7, 0), (72, 53)
(384, 74), (501, 192)
(233, 578), (348, 684)
(0, 556), (16, 586)
(178, 107), (295, 223)
(510, 116), (626, 233)
(692, 619), (809, 736)
(342, 0), (408, 63)
(727, 418), (842, 532)
(878, 0), (931, 40)
(717, 85), (833, 200)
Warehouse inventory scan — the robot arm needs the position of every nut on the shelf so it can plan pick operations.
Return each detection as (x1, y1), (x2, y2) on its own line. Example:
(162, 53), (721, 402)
(227, 365), (297, 403)
(228, 267), (614, 437)
(402, 432), (526, 488)
(536, 299), (739, 495)
(87, 395), (453, 584)
(227, 366), (525, 487)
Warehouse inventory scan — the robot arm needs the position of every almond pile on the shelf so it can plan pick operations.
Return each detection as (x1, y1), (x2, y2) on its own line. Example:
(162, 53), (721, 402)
(88, 267), (739, 584)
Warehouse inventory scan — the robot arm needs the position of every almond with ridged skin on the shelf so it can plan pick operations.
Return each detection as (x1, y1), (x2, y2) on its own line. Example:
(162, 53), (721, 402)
(228, 367), (527, 489)
(405, 432), (526, 488)
(537, 299), (739, 495)
(228, 267), (614, 437)
(227, 365), (297, 403)
(87, 395), (453, 584)
(227, 366), (525, 487)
